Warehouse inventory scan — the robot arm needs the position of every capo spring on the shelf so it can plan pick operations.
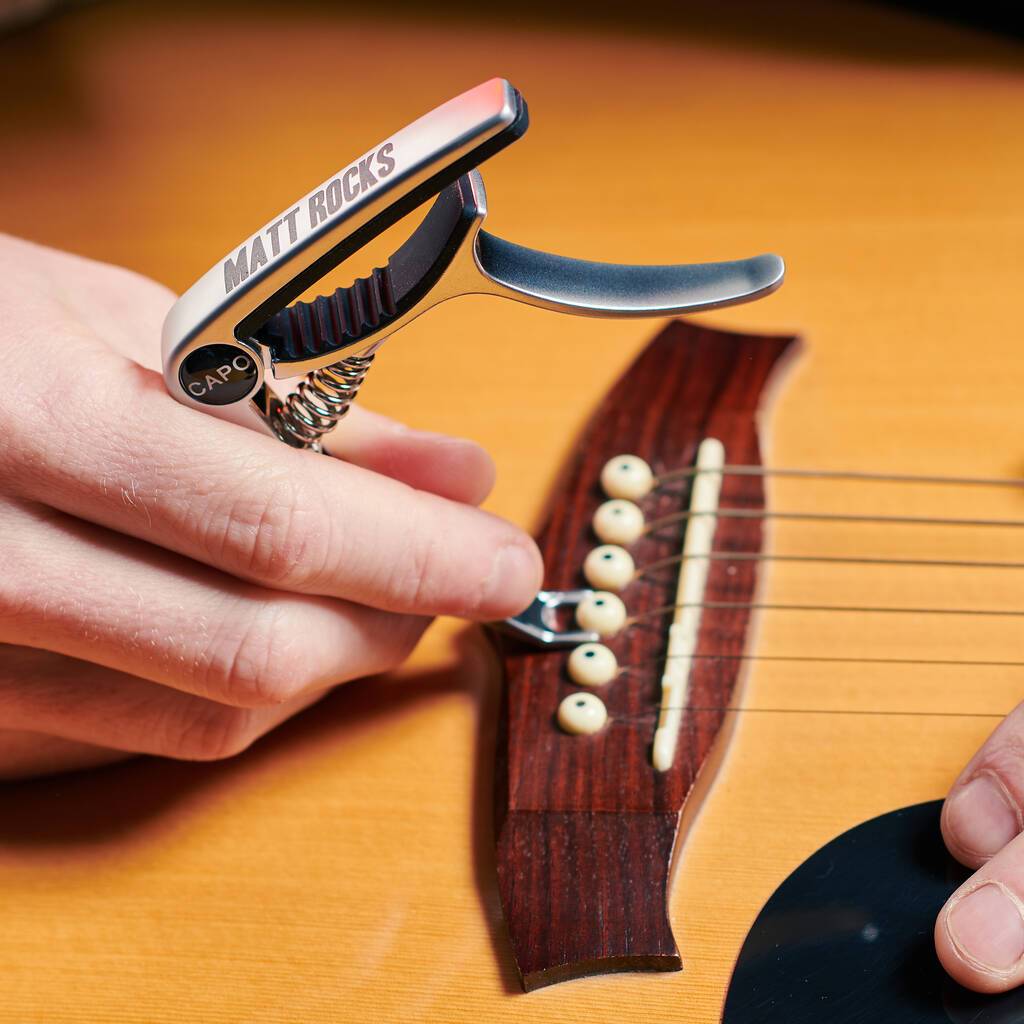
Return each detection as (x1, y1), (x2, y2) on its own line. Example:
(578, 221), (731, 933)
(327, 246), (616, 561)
(271, 354), (375, 449)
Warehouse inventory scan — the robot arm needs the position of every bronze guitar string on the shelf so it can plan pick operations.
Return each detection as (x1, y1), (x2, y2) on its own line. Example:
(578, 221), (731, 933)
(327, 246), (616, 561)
(633, 551), (1024, 580)
(630, 601), (1024, 623)
(582, 466), (1024, 727)
(631, 652), (1024, 668)
(608, 707), (1011, 723)
(646, 507), (1024, 533)
(656, 464), (1024, 488)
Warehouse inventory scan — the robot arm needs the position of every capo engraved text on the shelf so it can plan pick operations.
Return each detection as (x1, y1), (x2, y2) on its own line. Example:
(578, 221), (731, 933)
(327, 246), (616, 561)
(221, 142), (397, 295)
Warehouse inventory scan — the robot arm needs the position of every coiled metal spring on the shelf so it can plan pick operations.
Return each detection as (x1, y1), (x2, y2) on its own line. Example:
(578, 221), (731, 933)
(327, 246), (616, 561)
(272, 354), (375, 450)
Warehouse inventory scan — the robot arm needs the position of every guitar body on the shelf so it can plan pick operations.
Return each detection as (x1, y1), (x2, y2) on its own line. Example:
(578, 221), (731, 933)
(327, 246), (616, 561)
(2, 4), (1024, 1022)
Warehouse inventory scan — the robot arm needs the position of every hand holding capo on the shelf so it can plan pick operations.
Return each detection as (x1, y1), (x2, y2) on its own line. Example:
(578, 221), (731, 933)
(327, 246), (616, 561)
(0, 80), (782, 779)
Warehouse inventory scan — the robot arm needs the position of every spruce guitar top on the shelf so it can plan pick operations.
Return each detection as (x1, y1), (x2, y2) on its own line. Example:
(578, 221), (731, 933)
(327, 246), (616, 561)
(2, 5), (1023, 1023)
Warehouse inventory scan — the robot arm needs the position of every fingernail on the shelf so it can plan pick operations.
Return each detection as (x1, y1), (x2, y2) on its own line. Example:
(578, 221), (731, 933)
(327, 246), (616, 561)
(947, 882), (1024, 973)
(947, 774), (1022, 859)
(484, 542), (542, 615)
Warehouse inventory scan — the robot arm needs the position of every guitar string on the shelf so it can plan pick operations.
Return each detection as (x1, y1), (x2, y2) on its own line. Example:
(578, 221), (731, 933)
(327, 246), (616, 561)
(611, 480), (1024, 632)
(622, 521), (1024, 677)
(603, 640), (1024, 721)
(656, 464), (1024, 488)
(568, 466), (1024, 725)
(626, 600), (1024, 625)
(568, 636), (1024, 722)
(617, 653), (1024, 710)
(633, 550), (1024, 578)
(588, 563), (1024, 722)
(605, 706), (1010, 724)
(645, 507), (1024, 533)
(623, 652), (1024, 669)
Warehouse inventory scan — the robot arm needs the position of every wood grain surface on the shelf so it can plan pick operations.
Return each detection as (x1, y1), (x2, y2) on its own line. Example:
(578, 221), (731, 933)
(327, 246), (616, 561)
(495, 323), (793, 988)
(2, 2), (1024, 1022)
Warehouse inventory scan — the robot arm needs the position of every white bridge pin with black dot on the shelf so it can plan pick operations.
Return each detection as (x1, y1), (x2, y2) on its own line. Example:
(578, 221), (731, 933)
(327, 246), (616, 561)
(593, 499), (645, 546)
(601, 455), (655, 501)
(575, 591), (627, 637)
(496, 436), (728, 769)
(557, 692), (609, 735)
(583, 545), (635, 591)
(568, 643), (619, 686)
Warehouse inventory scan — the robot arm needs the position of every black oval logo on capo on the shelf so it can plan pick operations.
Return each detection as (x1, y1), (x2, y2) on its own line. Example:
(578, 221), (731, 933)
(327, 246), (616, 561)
(179, 345), (259, 406)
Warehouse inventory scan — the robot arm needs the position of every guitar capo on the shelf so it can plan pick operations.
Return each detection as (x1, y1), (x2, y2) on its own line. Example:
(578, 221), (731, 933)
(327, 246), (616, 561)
(162, 78), (785, 448)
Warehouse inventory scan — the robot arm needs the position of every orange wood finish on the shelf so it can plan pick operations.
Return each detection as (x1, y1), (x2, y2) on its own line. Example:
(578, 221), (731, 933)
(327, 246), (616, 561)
(2, 3), (1024, 1021)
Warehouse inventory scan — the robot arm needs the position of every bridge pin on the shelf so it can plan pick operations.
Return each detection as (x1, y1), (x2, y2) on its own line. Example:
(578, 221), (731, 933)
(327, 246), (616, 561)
(600, 455), (655, 500)
(557, 692), (609, 735)
(583, 545), (635, 591)
(593, 499), (645, 545)
(575, 591), (627, 637)
(568, 643), (618, 686)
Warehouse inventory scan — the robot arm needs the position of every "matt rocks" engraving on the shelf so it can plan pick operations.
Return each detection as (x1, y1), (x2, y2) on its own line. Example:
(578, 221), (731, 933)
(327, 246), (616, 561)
(222, 143), (397, 295)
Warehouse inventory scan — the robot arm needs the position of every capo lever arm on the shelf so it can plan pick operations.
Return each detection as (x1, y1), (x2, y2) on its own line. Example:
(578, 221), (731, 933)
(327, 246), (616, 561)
(473, 232), (783, 317)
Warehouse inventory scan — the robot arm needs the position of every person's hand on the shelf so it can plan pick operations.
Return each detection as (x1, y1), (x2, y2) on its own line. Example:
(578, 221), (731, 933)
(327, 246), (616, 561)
(935, 708), (1024, 991)
(0, 234), (542, 779)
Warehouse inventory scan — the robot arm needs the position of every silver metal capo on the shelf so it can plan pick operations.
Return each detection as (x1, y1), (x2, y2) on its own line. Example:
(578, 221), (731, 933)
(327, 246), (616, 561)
(493, 590), (601, 648)
(162, 78), (785, 449)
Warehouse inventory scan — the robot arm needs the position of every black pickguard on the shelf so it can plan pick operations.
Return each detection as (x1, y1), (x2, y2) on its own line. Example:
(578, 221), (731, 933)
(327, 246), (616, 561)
(723, 801), (1024, 1023)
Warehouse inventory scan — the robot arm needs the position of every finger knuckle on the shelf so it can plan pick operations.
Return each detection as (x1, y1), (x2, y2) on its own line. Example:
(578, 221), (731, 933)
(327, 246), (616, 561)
(0, 326), (89, 477)
(977, 723), (1024, 783)
(164, 703), (257, 761)
(207, 470), (330, 590)
(204, 603), (311, 707)
(380, 502), (447, 612)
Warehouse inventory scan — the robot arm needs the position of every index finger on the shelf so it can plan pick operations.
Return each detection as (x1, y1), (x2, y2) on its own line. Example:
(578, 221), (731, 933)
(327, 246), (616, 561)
(4, 338), (542, 620)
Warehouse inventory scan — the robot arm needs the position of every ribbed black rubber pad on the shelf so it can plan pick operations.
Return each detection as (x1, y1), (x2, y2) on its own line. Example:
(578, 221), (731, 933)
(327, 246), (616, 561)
(256, 266), (397, 359)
